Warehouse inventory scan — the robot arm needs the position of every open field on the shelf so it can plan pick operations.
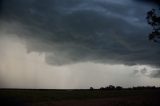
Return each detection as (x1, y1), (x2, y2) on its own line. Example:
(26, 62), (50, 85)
(0, 89), (160, 106)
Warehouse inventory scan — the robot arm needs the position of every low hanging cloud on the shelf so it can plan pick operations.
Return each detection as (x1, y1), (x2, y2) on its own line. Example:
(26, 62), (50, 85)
(132, 67), (160, 78)
(0, 0), (160, 67)
(149, 70), (160, 78)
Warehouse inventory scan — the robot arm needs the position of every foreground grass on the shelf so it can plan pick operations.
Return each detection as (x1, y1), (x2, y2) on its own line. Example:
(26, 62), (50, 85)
(0, 89), (160, 105)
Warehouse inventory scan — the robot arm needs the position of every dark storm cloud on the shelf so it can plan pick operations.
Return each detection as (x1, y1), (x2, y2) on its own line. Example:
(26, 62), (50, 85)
(0, 0), (160, 67)
(136, 0), (160, 5)
(0, 0), (3, 15)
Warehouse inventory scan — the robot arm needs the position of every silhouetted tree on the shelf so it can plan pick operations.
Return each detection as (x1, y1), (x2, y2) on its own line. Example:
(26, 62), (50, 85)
(108, 85), (115, 89)
(115, 86), (123, 90)
(104, 85), (115, 90)
(90, 87), (94, 91)
(100, 87), (105, 90)
(146, 9), (160, 43)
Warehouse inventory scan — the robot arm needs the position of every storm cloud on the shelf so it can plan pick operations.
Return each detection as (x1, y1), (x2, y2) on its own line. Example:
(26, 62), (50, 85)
(0, 0), (160, 67)
(137, 0), (160, 5)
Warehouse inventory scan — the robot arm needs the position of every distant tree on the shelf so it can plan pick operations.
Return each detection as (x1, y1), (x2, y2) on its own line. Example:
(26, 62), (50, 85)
(90, 87), (94, 90)
(146, 9), (160, 43)
(100, 87), (105, 90)
(115, 86), (123, 90)
(104, 85), (115, 90)
(108, 85), (115, 89)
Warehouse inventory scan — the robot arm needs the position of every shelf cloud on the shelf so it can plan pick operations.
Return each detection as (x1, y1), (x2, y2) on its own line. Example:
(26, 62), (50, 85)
(0, 0), (159, 68)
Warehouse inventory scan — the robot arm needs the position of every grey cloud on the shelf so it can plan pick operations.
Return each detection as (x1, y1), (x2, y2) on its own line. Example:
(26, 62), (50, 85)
(149, 70), (160, 78)
(135, 68), (160, 78)
(0, 0), (160, 67)
(132, 68), (147, 76)
(141, 68), (147, 74)
(133, 70), (139, 75)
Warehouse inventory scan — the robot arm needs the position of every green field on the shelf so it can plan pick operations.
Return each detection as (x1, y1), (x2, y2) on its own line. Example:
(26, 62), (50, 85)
(0, 89), (160, 106)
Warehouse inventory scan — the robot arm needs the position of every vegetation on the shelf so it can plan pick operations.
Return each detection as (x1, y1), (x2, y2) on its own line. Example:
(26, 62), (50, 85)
(146, 9), (160, 42)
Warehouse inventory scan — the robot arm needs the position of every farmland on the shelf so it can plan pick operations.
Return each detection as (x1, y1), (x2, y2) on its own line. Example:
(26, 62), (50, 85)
(0, 89), (160, 106)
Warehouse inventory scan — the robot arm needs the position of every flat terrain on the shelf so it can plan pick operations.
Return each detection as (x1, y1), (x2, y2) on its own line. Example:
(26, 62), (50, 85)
(0, 89), (160, 106)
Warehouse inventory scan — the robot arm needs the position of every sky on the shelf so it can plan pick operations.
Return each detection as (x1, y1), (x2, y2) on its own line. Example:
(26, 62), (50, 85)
(0, 0), (160, 89)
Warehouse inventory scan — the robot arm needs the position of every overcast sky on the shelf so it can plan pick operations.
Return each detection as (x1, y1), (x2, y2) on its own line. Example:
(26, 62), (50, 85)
(0, 0), (160, 89)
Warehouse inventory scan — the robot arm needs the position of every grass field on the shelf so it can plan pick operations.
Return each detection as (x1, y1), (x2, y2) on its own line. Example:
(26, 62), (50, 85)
(0, 89), (160, 106)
